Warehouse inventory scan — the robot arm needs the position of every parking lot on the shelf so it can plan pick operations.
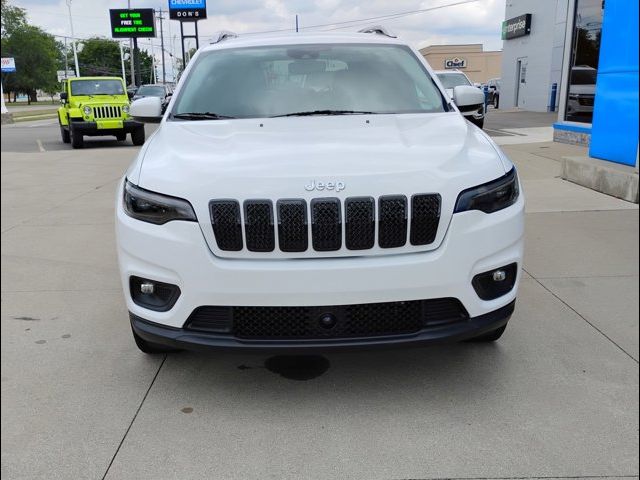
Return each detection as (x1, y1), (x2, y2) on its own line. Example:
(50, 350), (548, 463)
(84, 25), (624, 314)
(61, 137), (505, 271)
(1, 112), (638, 479)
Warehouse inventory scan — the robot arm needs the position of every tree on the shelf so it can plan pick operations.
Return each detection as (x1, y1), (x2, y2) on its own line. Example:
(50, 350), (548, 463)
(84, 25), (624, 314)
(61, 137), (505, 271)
(2, 25), (60, 103)
(175, 47), (197, 78)
(1, 0), (26, 38)
(76, 37), (154, 86)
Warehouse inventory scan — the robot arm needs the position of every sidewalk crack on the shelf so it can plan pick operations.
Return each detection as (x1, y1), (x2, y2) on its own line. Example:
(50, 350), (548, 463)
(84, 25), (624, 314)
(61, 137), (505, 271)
(101, 354), (167, 480)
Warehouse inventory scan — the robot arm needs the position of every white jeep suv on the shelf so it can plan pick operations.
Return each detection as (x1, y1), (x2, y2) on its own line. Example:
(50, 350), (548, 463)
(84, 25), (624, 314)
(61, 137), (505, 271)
(119, 29), (524, 354)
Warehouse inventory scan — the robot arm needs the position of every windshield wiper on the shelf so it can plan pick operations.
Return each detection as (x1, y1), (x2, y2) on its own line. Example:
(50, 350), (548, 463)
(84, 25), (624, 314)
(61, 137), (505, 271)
(171, 112), (236, 120)
(271, 109), (376, 117)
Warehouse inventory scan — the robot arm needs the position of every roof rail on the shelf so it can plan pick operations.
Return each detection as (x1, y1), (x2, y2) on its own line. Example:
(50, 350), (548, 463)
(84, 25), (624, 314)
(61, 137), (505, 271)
(210, 31), (238, 44)
(358, 25), (397, 38)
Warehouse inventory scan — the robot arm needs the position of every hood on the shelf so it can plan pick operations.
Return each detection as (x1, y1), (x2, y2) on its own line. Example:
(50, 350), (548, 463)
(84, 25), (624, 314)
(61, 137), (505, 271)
(71, 96), (128, 107)
(136, 112), (506, 258)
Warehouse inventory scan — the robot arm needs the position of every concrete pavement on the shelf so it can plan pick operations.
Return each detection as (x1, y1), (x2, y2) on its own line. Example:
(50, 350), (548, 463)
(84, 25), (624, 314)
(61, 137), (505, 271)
(1, 129), (638, 479)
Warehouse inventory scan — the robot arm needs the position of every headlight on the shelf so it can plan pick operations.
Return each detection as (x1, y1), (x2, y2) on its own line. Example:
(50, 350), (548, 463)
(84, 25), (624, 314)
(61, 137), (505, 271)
(123, 180), (197, 225)
(83, 106), (92, 115)
(122, 105), (130, 114)
(454, 167), (519, 214)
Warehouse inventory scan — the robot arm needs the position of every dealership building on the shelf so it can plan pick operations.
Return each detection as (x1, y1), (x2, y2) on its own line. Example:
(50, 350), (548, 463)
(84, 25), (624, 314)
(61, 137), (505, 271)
(500, 0), (638, 201)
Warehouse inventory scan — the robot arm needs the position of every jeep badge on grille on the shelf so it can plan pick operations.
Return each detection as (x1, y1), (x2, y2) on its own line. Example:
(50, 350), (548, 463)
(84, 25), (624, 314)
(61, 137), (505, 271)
(304, 180), (345, 192)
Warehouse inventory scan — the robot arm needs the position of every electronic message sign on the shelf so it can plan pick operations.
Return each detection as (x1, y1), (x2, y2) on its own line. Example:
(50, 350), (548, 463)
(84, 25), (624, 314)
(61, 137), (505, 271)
(109, 9), (156, 38)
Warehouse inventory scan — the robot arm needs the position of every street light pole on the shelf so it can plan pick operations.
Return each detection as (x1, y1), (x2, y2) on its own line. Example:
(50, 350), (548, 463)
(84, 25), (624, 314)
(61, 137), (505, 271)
(128, 0), (135, 87)
(119, 42), (126, 81)
(66, 0), (80, 77)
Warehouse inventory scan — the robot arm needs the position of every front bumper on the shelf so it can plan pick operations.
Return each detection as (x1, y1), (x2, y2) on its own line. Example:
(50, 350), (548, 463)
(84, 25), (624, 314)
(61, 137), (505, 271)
(131, 300), (515, 352)
(70, 120), (143, 136)
(116, 177), (525, 336)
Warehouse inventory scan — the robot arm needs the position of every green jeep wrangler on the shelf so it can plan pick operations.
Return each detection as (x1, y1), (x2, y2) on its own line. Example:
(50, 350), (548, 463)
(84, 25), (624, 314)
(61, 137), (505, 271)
(58, 76), (145, 149)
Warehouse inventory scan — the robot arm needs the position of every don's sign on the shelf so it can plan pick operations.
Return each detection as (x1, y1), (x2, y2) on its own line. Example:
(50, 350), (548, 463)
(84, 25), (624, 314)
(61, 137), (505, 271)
(169, 0), (207, 20)
(109, 9), (156, 38)
(502, 14), (532, 40)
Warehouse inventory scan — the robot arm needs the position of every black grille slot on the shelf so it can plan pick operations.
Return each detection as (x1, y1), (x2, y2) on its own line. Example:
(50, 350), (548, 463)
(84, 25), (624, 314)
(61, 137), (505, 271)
(244, 200), (274, 252)
(410, 194), (441, 245)
(210, 200), (243, 251)
(94, 106), (121, 119)
(234, 307), (312, 339)
(378, 195), (407, 248)
(221, 298), (469, 340)
(423, 298), (468, 326)
(345, 301), (422, 336)
(311, 198), (342, 251)
(345, 197), (375, 250)
(277, 200), (308, 252)
(185, 307), (233, 333)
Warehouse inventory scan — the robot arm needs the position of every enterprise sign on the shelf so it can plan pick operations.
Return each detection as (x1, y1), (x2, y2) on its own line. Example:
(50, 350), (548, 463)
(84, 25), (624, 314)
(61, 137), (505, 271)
(169, 0), (207, 20)
(109, 9), (156, 38)
(502, 14), (532, 40)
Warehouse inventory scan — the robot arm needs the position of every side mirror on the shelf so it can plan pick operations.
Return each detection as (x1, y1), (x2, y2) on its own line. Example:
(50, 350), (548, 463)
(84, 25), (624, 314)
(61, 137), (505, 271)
(127, 91), (134, 100)
(130, 96), (163, 123)
(452, 85), (485, 113)
(60, 92), (68, 101)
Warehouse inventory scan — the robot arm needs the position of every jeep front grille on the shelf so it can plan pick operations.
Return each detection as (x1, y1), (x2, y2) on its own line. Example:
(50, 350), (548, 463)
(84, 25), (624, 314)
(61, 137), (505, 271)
(209, 194), (441, 254)
(93, 106), (122, 119)
(184, 297), (468, 339)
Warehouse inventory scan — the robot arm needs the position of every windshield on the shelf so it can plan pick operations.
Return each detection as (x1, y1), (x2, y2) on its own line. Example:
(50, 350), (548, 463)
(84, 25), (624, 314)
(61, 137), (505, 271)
(136, 85), (166, 97)
(172, 44), (447, 118)
(70, 79), (124, 96)
(436, 73), (471, 89)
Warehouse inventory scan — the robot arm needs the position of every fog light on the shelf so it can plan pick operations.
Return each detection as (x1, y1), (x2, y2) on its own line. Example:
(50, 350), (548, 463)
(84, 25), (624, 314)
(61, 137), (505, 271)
(472, 264), (517, 300)
(492, 270), (506, 282)
(129, 276), (180, 312)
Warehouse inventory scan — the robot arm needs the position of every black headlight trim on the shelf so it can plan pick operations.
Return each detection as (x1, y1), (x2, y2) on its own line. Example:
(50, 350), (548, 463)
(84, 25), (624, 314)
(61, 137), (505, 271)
(123, 179), (197, 225)
(454, 167), (519, 214)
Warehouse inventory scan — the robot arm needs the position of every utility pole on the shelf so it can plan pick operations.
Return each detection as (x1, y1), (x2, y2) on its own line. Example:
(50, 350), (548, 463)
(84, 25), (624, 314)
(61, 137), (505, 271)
(64, 36), (69, 78)
(128, 0), (135, 87)
(156, 9), (167, 84)
(295, 14), (299, 32)
(66, 0), (80, 77)
(119, 42), (126, 81)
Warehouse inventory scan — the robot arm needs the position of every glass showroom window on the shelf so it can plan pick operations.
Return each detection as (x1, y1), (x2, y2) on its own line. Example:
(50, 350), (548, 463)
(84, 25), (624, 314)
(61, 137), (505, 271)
(564, 0), (603, 123)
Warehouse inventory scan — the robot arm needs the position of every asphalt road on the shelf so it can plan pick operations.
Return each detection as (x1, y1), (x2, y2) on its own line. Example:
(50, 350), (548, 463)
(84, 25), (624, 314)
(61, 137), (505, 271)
(0, 110), (552, 153)
(1, 114), (638, 480)
(0, 119), (159, 153)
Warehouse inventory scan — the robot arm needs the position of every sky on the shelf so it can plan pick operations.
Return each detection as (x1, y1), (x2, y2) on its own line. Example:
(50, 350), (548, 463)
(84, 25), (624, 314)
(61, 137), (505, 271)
(11, 0), (506, 80)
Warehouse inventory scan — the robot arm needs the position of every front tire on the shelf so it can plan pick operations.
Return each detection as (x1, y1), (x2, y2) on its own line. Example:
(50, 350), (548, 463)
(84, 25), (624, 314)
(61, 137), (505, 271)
(131, 127), (145, 146)
(116, 132), (127, 141)
(493, 95), (499, 109)
(131, 327), (179, 354)
(69, 125), (84, 149)
(60, 125), (70, 144)
(470, 116), (485, 129)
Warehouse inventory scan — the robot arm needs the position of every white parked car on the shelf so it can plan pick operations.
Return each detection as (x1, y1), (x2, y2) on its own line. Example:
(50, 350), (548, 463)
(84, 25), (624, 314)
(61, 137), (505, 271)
(567, 66), (597, 121)
(435, 69), (486, 128)
(118, 28), (524, 354)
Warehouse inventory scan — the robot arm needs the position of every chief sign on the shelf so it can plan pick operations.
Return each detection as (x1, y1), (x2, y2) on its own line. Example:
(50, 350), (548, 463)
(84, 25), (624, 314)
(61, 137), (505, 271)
(109, 9), (156, 38)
